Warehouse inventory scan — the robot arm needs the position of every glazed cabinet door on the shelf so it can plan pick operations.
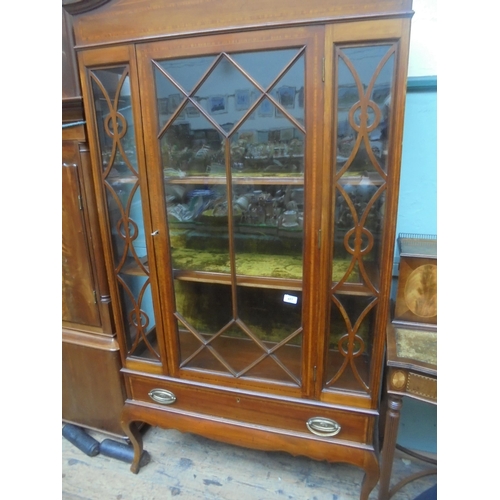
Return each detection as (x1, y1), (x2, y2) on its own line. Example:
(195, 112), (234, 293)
(317, 20), (411, 407)
(78, 46), (167, 373)
(137, 27), (325, 396)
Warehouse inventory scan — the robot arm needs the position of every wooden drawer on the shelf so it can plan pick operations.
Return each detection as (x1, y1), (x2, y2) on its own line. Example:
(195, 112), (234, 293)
(124, 373), (375, 445)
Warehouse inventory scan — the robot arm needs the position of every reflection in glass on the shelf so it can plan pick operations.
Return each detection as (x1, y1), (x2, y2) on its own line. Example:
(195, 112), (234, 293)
(167, 183), (231, 273)
(157, 55), (215, 94)
(231, 100), (305, 176)
(91, 67), (158, 360)
(325, 294), (375, 391)
(270, 53), (305, 123)
(336, 45), (394, 175)
(176, 281), (302, 383)
(326, 44), (396, 393)
(155, 66), (187, 130)
(231, 183), (303, 279)
(332, 44), (395, 288)
(194, 57), (261, 131)
(160, 112), (226, 177)
(155, 46), (307, 384)
(92, 70), (137, 176)
(332, 181), (385, 285)
(231, 48), (300, 90)
(176, 281), (233, 336)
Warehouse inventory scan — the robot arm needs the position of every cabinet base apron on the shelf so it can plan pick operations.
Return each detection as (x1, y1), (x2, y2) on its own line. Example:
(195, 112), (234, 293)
(120, 401), (380, 500)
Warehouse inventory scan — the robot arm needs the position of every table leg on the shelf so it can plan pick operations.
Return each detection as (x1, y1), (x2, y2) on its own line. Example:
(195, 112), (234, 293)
(378, 394), (403, 500)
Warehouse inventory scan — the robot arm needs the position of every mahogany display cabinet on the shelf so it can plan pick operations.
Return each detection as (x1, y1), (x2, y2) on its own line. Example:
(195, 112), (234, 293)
(68, 1), (413, 497)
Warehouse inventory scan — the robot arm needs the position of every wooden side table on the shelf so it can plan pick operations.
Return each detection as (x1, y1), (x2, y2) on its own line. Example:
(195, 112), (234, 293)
(378, 322), (437, 500)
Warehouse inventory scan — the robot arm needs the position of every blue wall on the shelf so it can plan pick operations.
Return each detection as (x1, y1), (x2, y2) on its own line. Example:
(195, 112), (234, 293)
(392, 79), (437, 454)
(395, 82), (437, 264)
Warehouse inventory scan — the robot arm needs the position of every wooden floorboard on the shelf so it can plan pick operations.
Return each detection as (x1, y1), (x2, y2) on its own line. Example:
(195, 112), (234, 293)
(62, 425), (436, 500)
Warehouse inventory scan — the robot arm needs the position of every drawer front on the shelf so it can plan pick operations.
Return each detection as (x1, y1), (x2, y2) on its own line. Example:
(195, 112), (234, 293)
(388, 367), (437, 404)
(125, 374), (374, 444)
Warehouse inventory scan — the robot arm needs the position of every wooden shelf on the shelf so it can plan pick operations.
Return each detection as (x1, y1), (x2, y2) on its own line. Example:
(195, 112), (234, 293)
(118, 245), (378, 294)
(174, 270), (303, 291)
(338, 176), (384, 187)
(165, 175), (304, 185)
(178, 330), (302, 384)
(129, 326), (161, 361)
(107, 175), (140, 185)
(170, 246), (303, 280)
(120, 256), (149, 276)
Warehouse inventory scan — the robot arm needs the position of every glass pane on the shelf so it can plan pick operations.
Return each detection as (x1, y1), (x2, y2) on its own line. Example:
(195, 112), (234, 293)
(332, 44), (395, 288)
(231, 48), (300, 90)
(326, 44), (396, 393)
(270, 53), (305, 126)
(155, 46), (307, 385)
(157, 55), (216, 94)
(92, 70), (137, 175)
(194, 56), (261, 133)
(167, 182), (231, 273)
(176, 281), (302, 383)
(231, 100), (305, 177)
(335, 45), (394, 175)
(324, 294), (375, 391)
(118, 274), (157, 360)
(160, 112), (226, 177)
(155, 66), (187, 130)
(91, 67), (158, 360)
(231, 182), (303, 279)
(176, 281), (232, 335)
(238, 287), (303, 383)
(332, 183), (385, 285)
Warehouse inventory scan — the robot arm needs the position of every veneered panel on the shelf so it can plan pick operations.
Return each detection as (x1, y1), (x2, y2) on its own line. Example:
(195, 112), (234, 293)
(62, 141), (101, 327)
(72, 0), (413, 47)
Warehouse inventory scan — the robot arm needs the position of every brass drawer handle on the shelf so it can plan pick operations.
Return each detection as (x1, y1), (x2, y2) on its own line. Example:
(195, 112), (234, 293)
(306, 417), (341, 437)
(148, 388), (176, 405)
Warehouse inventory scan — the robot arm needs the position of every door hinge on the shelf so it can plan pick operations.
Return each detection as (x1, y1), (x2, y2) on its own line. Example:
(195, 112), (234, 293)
(317, 229), (322, 249)
(313, 365), (317, 382)
(322, 57), (325, 82)
(78, 195), (83, 211)
(93, 290), (98, 304)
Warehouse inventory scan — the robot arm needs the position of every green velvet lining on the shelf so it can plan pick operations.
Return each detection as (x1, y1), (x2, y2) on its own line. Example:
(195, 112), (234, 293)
(395, 327), (437, 366)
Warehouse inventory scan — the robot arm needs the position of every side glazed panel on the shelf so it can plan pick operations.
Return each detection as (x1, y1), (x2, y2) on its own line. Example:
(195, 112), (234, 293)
(324, 42), (398, 394)
(88, 66), (159, 361)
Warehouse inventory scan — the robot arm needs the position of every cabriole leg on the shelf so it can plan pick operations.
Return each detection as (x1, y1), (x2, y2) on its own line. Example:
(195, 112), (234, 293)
(360, 452), (380, 500)
(121, 410), (144, 474)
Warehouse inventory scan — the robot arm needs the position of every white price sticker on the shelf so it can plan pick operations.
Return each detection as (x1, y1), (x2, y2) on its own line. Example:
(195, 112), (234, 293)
(283, 294), (298, 305)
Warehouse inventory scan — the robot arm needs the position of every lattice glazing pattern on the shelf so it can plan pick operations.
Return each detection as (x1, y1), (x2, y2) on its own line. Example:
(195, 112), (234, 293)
(326, 44), (396, 392)
(91, 67), (159, 360)
(154, 49), (306, 383)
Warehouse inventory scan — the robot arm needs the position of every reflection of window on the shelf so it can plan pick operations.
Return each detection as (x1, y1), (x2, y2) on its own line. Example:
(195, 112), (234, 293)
(168, 94), (182, 113)
(235, 89), (251, 110)
(277, 86), (296, 109)
(185, 103), (200, 117)
(239, 130), (256, 143)
(209, 95), (227, 114)
(158, 97), (169, 114)
(297, 87), (304, 108)
(258, 99), (273, 117)
(268, 130), (281, 142)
